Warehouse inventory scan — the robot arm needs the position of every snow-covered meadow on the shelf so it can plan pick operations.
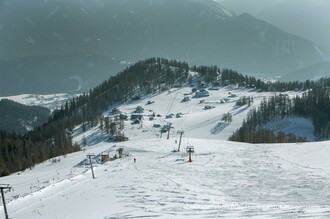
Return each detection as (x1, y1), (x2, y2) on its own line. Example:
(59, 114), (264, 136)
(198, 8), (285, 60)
(0, 93), (78, 111)
(1, 86), (329, 218)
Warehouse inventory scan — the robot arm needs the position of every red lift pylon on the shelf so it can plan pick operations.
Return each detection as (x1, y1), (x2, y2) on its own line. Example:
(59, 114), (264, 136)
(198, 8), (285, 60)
(186, 146), (195, 162)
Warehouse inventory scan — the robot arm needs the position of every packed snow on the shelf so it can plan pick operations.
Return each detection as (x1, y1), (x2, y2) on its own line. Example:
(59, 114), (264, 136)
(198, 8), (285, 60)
(1, 86), (330, 218)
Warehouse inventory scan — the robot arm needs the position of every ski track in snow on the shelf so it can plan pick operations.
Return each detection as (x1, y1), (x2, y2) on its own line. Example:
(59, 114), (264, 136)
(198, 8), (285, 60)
(116, 142), (330, 218)
(114, 144), (330, 218)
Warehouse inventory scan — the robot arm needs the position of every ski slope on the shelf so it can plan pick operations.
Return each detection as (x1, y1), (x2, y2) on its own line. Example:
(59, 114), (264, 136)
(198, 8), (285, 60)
(1, 86), (330, 218)
(114, 86), (311, 141)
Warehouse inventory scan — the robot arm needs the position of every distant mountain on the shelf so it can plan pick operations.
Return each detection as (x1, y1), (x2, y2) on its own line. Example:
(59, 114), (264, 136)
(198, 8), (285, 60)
(218, 0), (330, 49)
(281, 61), (330, 82)
(0, 0), (328, 95)
(0, 93), (78, 111)
(0, 53), (127, 96)
(0, 99), (50, 134)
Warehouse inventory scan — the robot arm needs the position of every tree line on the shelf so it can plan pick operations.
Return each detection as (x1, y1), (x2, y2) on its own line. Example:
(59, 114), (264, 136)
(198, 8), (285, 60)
(229, 84), (330, 143)
(0, 130), (79, 176)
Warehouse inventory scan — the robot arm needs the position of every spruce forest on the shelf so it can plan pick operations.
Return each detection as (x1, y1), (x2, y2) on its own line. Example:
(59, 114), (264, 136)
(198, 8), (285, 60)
(1, 57), (330, 176)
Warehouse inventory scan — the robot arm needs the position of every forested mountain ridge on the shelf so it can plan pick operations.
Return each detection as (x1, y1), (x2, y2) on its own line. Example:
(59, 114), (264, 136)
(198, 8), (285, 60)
(1, 58), (330, 176)
(44, 57), (330, 146)
(0, 58), (189, 176)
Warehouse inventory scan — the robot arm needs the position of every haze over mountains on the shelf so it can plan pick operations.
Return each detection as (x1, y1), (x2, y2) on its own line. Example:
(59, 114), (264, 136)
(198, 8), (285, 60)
(0, 0), (328, 96)
(218, 0), (330, 81)
(218, 0), (330, 48)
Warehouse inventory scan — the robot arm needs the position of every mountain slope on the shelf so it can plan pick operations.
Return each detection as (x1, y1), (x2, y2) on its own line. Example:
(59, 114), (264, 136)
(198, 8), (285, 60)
(2, 132), (330, 218)
(1, 58), (330, 217)
(218, 0), (330, 49)
(0, 99), (50, 134)
(0, 93), (78, 111)
(0, 0), (327, 95)
(0, 53), (127, 96)
(281, 61), (330, 82)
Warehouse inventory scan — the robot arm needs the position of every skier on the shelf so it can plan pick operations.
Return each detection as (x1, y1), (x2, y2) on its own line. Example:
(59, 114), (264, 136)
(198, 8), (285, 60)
(134, 158), (136, 163)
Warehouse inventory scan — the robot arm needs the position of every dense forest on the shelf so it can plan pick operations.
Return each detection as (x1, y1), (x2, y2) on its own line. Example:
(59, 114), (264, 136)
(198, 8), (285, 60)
(1, 57), (330, 176)
(0, 130), (79, 176)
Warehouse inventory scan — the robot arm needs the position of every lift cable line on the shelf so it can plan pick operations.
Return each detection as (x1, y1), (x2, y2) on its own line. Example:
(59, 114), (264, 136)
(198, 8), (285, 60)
(0, 184), (12, 219)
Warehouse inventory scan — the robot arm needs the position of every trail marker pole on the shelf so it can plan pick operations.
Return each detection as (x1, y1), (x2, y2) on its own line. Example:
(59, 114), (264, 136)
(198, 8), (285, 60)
(0, 184), (11, 219)
(87, 154), (96, 179)
(177, 130), (184, 151)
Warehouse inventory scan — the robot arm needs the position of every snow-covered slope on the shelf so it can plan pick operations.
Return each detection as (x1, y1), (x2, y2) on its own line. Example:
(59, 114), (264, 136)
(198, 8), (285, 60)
(0, 93), (77, 111)
(1, 86), (329, 218)
(113, 86), (313, 141)
(2, 139), (330, 218)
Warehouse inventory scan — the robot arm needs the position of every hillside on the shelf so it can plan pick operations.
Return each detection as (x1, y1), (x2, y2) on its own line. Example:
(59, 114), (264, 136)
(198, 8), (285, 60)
(0, 93), (78, 111)
(1, 58), (330, 217)
(1, 117), (330, 218)
(281, 61), (330, 82)
(0, 99), (50, 134)
(106, 86), (312, 141)
(1, 57), (330, 176)
(218, 0), (330, 49)
(0, 93), (79, 134)
(0, 0), (327, 95)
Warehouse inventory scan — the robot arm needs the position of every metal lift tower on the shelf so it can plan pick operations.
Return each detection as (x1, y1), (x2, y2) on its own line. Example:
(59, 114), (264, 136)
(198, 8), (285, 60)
(0, 184), (12, 219)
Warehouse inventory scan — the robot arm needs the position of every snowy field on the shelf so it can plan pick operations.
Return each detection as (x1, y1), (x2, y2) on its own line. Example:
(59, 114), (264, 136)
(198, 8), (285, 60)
(1, 86), (329, 218)
(0, 93), (78, 111)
